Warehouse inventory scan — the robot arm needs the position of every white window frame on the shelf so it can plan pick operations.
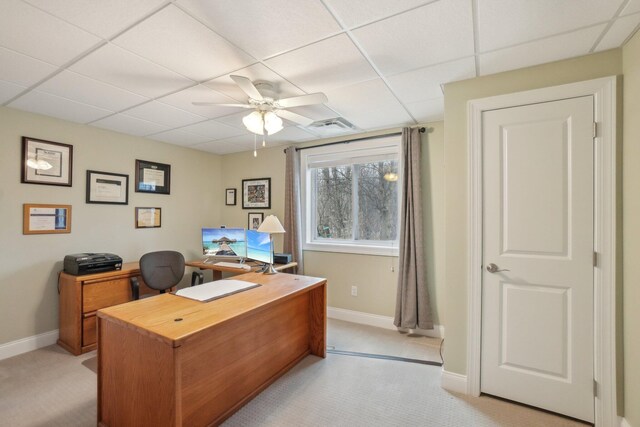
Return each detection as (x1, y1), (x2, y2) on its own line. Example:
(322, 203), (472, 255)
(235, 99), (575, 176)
(301, 135), (402, 256)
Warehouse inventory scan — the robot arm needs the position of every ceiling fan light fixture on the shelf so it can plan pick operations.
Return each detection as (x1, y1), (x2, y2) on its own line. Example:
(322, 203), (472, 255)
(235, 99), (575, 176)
(264, 111), (283, 135)
(243, 111), (264, 135)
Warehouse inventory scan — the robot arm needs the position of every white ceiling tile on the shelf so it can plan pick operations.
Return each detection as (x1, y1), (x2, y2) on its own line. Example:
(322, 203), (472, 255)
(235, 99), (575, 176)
(37, 70), (149, 112)
(476, 0), (622, 52)
(176, 0), (341, 59)
(192, 141), (246, 155)
(157, 85), (240, 118)
(323, 0), (436, 28)
(265, 34), (378, 93)
(479, 25), (606, 76)
(91, 114), (170, 136)
(404, 97), (444, 122)
(596, 14), (640, 51)
(69, 43), (194, 98)
(124, 101), (206, 128)
(9, 90), (112, 123)
(622, 0), (640, 16)
(204, 63), (304, 102)
(22, 0), (167, 39)
(178, 120), (245, 139)
(214, 110), (254, 130)
(324, 79), (413, 129)
(0, 47), (57, 87)
(352, 0), (474, 75)
(387, 57), (475, 104)
(285, 104), (341, 122)
(0, 0), (101, 66)
(0, 80), (27, 104)
(148, 129), (211, 146)
(113, 5), (255, 81)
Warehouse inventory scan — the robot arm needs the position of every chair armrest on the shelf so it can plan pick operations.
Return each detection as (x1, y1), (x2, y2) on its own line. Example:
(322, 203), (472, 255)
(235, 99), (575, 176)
(130, 276), (140, 300)
(191, 271), (204, 286)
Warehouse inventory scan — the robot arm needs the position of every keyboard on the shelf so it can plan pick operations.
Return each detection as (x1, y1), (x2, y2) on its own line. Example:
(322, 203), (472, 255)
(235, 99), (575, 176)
(214, 261), (252, 271)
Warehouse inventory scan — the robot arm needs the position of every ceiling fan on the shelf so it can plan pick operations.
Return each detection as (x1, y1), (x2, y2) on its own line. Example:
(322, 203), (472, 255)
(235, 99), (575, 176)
(193, 75), (328, 136)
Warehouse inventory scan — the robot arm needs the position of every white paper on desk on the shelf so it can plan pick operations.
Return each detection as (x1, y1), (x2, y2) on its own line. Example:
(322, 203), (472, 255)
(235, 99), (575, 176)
(175, 279), (260, 302)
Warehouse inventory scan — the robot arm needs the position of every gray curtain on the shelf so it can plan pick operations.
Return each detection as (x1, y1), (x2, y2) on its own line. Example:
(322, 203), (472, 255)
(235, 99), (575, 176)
(394, 128), (433, 330)
(283, 146), (304, 274)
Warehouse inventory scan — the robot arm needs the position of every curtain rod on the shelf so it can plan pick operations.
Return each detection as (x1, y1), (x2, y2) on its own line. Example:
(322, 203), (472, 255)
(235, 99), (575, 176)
(286, 127), (426, 153)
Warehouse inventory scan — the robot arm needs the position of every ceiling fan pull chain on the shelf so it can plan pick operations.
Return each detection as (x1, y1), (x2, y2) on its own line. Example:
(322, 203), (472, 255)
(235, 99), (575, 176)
(253, 134), (257, 158)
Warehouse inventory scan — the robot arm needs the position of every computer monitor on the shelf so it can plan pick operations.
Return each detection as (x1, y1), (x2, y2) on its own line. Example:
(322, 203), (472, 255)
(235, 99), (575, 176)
(246, 229), (272, 265)
(202, 227), (246, 261)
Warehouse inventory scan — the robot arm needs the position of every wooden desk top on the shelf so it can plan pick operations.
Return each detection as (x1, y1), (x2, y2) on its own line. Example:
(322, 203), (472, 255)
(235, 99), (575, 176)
(185, 259), (297, 273)
(97, 272), (325, 347)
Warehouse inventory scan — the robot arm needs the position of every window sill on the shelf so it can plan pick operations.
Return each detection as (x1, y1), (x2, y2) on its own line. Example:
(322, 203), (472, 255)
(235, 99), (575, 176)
(303, 241), (399, 257)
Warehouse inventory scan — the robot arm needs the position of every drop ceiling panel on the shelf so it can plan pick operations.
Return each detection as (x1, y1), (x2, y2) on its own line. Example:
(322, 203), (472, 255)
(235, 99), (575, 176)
(9, 90), (112, 124)
(0, 0), (101, 66)
(178, 119), (245, 140)
(387, 57), (475, 104)
(286, 104), (341, 122)
(265, 34), (378, 93)
(22, 0), (168, 39)
(479, 25), (606, 76)
(124, 101), (206, 128)
(193, 140), (246, 155)
(176, 0), (342, 59)
(204, 63), (304, 102)
(0, 80), (27, 104)
(324, 78), (413, 129)
(37, 70), (149, 112)
(352, 0), (474, 75)
(157, 85), (241, 118)
(596, 13), (640, 51)
(323, 0), (436, 28)
(69, 44), (194, 98)
(404, 97), (444, 122)
(0, 47), (57, 88)
(476, 0), (622, 52)
(214, 111), (254, 130)
(92, 114), (170, 136)
(148, 129), (211, 146)
(113, 5), (255, 82)
(622, 0), (640, 15)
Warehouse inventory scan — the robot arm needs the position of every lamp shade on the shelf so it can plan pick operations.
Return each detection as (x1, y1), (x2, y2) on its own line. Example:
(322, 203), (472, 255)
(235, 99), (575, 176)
(242, 111), (264, 135)
(263, 111), (283, 135)
(258, 215), (285, 234)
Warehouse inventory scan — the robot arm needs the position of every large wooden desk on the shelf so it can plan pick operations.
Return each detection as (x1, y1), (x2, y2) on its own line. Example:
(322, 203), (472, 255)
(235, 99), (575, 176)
(186, 259), (297, 281)
(97, 272), (326, 427)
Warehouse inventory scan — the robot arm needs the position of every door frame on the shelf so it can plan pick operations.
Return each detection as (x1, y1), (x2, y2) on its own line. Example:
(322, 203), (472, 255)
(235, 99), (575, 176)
(466, 76), (617, 426)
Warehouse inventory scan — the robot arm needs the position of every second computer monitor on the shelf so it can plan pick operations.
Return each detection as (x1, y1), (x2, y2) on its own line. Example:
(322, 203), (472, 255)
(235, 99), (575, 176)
(246, 229), (272, 264)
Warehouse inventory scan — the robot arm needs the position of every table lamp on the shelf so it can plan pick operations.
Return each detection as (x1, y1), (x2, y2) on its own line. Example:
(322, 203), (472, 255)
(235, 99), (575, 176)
(257, 215), (286, 274)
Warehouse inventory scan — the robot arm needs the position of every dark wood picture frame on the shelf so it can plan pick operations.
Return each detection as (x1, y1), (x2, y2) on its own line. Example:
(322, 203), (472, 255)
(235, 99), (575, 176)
(86, 170), (129, 205)
(242, 178), (271, 209)
(21, 137), (73, 187)
(135, 207), (161, 228)
(225, 188), (237, 206)
(248, 212), (264, 230)
(135, 159), (171, 194)
(23, 203), (71, 234)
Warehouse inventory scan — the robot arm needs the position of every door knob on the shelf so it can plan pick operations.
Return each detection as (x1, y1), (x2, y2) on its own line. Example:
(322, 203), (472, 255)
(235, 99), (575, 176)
(486, 263), (510, 273)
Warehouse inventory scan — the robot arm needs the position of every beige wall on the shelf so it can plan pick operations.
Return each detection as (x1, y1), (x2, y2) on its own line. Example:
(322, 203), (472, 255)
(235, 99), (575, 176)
(442, 48), (623, 375)
(622, 31), (640, 427)
(219, 122), (445, 323)
(0, 107), (222, 345)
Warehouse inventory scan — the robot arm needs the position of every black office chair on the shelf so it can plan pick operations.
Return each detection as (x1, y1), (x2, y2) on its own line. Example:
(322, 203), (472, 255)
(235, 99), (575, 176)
(130, 250), (203, 300)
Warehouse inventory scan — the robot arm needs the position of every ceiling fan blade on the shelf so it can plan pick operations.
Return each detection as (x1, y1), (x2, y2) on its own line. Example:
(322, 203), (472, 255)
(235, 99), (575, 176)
(192, 102), (253, 108)
(230, 75), (263, 101)
(276, 110), (315, 126)
(276, 92), (328, 108)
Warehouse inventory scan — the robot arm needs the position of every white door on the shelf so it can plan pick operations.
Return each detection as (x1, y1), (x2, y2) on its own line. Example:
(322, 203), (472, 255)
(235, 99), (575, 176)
(480, 96), (594, 422)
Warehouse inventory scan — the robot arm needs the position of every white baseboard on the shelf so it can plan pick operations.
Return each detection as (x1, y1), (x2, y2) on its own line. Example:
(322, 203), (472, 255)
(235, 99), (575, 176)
(620, 417), (632, 427)
(441, 369), (468, 394)
(0, 330), (59, 361)
(327, 306), (444, 338)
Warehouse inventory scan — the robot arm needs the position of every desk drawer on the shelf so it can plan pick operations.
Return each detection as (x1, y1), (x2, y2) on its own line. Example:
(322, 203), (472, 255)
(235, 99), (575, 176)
(83, 315), (96, 347)
(83, 278), (131, 313)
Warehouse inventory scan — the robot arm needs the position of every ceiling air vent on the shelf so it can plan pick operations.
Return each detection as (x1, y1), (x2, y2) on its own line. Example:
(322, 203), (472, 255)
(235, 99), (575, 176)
(308, 117), (357, 136)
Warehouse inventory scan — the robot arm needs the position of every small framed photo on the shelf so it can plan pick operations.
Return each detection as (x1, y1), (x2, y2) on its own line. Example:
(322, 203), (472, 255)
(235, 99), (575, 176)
(248, 212), (264, 230)
(86, 170), (129, 204)
(135, 207), (161, 228)
(135, 159), (171, 194)
(242, 178), (271, 209)
(23, 203), (71, 234)
(225, 188), (237, 206)
(21, 137), (73, 186)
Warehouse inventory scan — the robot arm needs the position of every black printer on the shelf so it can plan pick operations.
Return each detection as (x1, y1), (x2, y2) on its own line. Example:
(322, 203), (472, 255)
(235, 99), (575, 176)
(63, 253), (123, 275)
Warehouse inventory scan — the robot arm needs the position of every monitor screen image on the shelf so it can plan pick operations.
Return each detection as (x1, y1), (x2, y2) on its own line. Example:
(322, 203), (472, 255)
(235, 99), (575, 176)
(202, 227), (246, 259)
(246, 229), (272, 264)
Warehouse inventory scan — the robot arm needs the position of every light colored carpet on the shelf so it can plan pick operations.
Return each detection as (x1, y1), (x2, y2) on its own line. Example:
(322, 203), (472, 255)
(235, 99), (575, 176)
(0, 320), (587, 427)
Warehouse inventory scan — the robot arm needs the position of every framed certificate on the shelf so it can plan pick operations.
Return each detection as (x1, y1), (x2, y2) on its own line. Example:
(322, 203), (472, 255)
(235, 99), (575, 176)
(23, 203), (71, 234)
(225, 188), (237, 206)
(21, 137), (73, 186)
(135, 207), (161, 228)
(135, 159), (171, 194)
(86, 170), (129, 204)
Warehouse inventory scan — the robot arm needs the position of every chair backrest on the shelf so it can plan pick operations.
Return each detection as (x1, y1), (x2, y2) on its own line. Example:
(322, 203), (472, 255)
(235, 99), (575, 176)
(139, 251), (185, 292)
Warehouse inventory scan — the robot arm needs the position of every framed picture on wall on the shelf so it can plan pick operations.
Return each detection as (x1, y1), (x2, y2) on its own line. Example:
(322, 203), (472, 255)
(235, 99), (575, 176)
(23, 203), (71, 234)
(135, 207), (161, 228)
(86, 170), (129, 204)
(225, 188), (236, 206)
(248, 212), (264, 230)
(135, 159), (170, 194)
(21, 137), (73, 186)
(242, 178), (271, 209)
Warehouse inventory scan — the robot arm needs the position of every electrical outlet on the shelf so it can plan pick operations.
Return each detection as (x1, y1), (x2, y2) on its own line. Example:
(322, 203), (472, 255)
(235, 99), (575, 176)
(351, 285), (357, 297)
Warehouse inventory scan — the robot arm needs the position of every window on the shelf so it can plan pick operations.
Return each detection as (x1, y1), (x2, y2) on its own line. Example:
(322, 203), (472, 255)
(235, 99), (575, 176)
(301, 136), (402, 256)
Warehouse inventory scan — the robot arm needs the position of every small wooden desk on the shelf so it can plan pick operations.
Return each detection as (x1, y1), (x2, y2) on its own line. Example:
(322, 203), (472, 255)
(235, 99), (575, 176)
(186, 259), (297, 281)
(97, 272), (326, 427)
